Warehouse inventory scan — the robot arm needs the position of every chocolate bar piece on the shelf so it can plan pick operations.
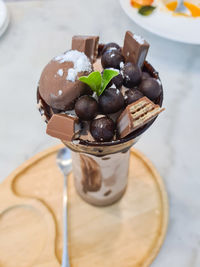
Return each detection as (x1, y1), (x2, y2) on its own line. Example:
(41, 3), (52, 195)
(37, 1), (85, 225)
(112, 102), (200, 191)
(72, 35), (99, 63)
(117, 97), (164, 138)
(122, 31), (149, 68)
(46, 114), (80, 141)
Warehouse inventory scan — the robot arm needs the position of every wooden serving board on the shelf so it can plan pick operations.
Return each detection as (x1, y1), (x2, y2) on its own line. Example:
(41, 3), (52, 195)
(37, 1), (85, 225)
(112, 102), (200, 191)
(0, 144), (168, 267)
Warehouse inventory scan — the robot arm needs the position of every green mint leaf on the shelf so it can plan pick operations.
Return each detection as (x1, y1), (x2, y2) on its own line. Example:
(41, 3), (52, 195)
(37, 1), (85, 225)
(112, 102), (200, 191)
(138, 6), (156, 16)
(79, 69), (119, 97)
(79, 71), (102, 95)
(100, 69), (119, 96)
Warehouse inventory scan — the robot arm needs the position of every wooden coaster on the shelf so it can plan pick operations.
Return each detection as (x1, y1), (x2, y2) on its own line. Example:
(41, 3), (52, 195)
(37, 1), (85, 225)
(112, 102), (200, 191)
(0, 144), (168, 267)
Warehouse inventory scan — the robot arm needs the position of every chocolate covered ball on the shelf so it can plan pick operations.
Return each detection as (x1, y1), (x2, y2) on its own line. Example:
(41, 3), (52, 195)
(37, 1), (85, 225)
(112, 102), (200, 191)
(39, 50), (92, 111)
(102, 42), (121, 54)
(75, 95), (98, 121)
(99, 87), (124, 114)
(139, 78), (161, 101)
(109, 73), (123, 88)
(122, 62), (142, 88)
(90, 117), (115, 142)
(141, 72), (151, 80)
(101, 50), (125, 70)
(125, 89), (144, 105)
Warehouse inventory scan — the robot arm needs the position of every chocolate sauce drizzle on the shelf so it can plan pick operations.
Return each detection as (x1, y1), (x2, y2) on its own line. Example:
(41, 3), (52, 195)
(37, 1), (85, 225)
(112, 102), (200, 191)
(80, 154), (102, 193)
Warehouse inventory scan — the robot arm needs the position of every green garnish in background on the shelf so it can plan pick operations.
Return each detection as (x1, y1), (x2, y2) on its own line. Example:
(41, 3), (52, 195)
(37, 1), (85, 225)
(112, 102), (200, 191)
(138, 5), (156, 16)
(79, 69), (119, 96)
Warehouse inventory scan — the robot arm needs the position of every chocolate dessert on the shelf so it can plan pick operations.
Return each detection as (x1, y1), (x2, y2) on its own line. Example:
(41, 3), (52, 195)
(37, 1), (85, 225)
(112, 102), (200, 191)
(37, 31), (164, 206)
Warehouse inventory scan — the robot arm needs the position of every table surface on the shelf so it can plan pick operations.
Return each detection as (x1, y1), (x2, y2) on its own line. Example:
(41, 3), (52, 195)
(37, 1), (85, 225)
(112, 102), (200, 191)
(0, 0), (200, 266)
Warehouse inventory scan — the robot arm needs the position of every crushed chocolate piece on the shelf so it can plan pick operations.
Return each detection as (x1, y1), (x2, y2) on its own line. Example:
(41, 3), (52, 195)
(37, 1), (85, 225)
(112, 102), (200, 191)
(117, 97), (164, 138)
(122, 31), (149, 68)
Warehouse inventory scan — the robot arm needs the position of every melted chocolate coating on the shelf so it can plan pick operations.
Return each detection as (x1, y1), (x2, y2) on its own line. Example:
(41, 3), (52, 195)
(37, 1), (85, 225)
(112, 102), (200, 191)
(122, 62), (142, 88)
(39, 56), (92, 111)
(90, 117), (115, 142)
(75, 95), (98, 121)
(139, 78), (161, 101)
(99, 87), (124, 114)
(101, 50), (125, 70)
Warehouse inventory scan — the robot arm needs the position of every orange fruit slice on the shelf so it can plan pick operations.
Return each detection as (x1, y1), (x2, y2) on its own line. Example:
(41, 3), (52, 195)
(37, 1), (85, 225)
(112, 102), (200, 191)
(130, 0), (154, 7)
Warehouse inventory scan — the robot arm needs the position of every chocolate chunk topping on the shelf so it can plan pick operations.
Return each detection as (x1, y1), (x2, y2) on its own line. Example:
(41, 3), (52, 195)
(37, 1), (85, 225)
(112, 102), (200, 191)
(72, 35), (99, 62)
(117, 97), (164, 138)
(46, 114), (80, 141)
(123, 31), (149, 68)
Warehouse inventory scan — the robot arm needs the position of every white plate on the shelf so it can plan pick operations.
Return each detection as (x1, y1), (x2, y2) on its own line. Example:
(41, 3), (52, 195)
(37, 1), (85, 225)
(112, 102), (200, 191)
(120, 0), (200, 44)
(0, 0), (9, 38)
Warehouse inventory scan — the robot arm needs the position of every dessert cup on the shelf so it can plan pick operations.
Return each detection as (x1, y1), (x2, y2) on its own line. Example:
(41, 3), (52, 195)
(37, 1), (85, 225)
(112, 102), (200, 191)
(37, 60), (163, 207)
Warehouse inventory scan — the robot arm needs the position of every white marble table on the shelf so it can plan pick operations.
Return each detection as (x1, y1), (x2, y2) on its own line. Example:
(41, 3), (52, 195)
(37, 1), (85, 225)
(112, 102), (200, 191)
(0, 0), (200, 266)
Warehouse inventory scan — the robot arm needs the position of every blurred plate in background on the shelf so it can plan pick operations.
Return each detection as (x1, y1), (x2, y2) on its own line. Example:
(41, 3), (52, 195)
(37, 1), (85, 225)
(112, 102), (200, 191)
(120, 0), (200, 44)
(0, 0), (9, 38)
